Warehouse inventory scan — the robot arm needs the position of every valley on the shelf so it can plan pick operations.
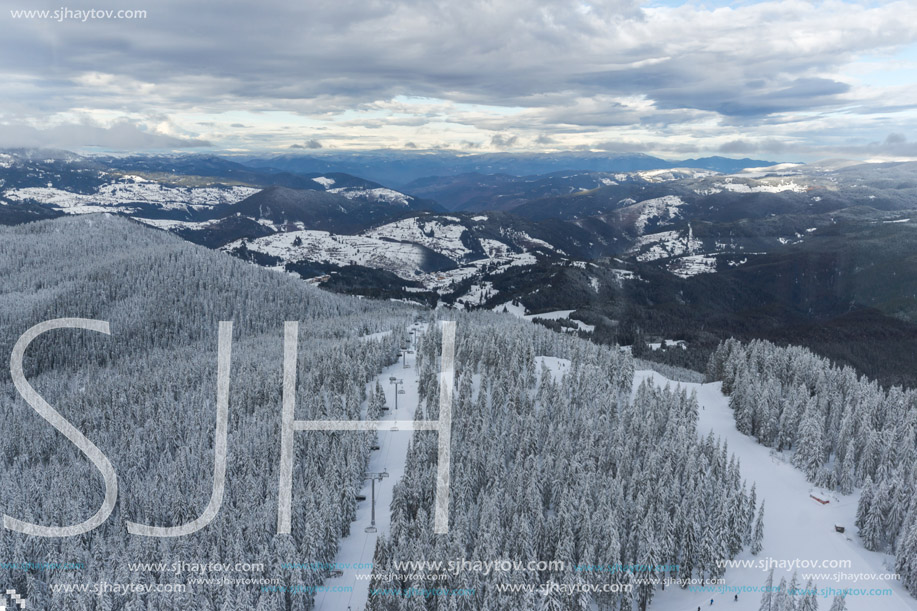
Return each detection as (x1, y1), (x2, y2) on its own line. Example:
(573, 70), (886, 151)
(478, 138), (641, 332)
(3, 149), (917, 387)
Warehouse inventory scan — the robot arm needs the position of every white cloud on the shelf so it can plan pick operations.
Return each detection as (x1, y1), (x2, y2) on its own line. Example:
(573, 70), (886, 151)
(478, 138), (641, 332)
(0, 0), (915, 156)
(0, 120), (211, 150)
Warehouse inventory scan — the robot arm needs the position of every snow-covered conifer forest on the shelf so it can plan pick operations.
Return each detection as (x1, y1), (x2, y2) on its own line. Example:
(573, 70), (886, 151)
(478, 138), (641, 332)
(0, 216), (415, 609)
(0, 215), (913, 611)
(709, 340), (917, 596)
(368, 316), (758, 610)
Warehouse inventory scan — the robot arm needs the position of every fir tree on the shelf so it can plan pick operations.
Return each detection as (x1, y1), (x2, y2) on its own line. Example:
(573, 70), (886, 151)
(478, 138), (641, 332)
(752, 500), (765, 555)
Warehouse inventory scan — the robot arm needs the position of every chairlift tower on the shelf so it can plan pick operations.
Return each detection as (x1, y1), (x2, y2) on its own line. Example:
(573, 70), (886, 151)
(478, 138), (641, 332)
(390, 378), (405, 410)
(363, 469), (390, 533)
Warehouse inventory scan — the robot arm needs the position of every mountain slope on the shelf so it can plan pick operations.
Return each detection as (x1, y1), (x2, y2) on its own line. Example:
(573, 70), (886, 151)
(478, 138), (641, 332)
(0, 215), (414, 609)
(243, 151), (779, 186)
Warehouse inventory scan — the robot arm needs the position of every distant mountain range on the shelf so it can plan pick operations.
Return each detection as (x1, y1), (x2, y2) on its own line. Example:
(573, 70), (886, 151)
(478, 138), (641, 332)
(239, 151), (782, 187)
(2, 148), (916, 385)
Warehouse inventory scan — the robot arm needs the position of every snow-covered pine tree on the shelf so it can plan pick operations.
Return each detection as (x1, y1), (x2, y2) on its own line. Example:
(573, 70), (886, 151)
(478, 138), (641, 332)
(752, 500), (765, 555)
(759, 568), (775, 611)
(799, 578), (819, 611)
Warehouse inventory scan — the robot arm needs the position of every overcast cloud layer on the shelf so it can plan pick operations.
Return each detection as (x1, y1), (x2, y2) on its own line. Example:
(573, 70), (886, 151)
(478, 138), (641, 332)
(1, 0), (916, 160)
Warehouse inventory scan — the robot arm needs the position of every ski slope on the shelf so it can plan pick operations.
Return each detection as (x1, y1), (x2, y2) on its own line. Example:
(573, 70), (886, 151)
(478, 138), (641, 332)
(313, 325), (425, 611)
(313, 361), (917, 610)
(634, 370), (917, 611)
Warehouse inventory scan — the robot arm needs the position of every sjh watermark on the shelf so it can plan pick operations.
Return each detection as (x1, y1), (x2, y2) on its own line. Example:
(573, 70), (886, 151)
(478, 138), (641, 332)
(3, 318), (456, 538)
(8, 7), (147, 22)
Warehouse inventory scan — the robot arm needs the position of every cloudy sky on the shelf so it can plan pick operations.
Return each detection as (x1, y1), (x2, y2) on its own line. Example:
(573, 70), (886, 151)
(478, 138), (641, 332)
(1, 0), (916, 160)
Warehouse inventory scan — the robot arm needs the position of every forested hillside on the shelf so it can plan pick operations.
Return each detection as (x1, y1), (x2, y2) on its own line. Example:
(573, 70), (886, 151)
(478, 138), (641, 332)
(369, 315), (760, 611)
(2, 214), (911, 610)
(0, 215), (416, 609)
(708, 339), (917, 595)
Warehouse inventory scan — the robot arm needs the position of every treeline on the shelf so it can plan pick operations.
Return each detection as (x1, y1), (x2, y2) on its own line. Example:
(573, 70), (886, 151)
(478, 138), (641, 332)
(708, 338), (917, 595)
(0, 215), (418, 610)
(757, 569), (846, 611)
(368, 314), (761, 610)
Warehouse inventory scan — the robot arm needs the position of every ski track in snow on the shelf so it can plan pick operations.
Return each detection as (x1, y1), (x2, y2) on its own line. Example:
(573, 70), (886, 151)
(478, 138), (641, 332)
(314, 363), (917, 610)
(314, 325), (425, 611)
(634, 370), (917, 611)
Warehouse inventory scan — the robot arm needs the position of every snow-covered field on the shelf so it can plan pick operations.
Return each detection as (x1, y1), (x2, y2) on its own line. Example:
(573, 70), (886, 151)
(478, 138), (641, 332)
(637, 168), (719, 182)
(134, 217), (223, 231)
(634, 370), (917, 611)
(493, 300), (528, 317)
(232, 219), (544, 295)
(647, 339), (686, 350)
(329, 186), (412, 206)
(312, 176), (336, 188)
(628, 195), (686, 235)
(525, 309), (595, 332)
(3, 177), (258, 213)
(421, 249), (537, 295)
(633, 229), (702, 262)
(224, 230), (431, 277)
(533, 355), (572, 383)
(668, 254), (718, 278)
(714, 178), (808, 193)
(364, 217), (471, 261)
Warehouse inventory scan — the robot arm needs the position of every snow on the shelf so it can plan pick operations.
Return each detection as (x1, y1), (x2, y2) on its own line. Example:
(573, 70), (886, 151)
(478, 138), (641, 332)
(633, 230), (702, 262)
(590, 277), (600, 293)
(312, 176), (336, 188)
(668, 254), (718, 278)
(3, 180), (258, 213)
(884, 218), (910, 224)
(478, 238), (512, 258)
(736, 163), (805, 178)
(647, 339), (686, 350)
(226, 230), (429, 277)
(626, 195), (686, 235)
(638, 168), (717, 182)
(471, 215), (489, 222)
(533, 355), (572, 383)
(714, 179), (808, 194)
(525, 310), (595, 332)
(499, 227), (559, 252)
(494, 301), (527, 317)
(610, 269), (637, 283)
(527, 310), (574, 322)
(455, 280), (496, 308)
(360, 218), (542, 293)
(236, 218), (544, 297)
(365, 217), (471, 260)
(134, 218), (220, 231)
(359, 330), (393, 342)
(329, 186), (411, 206)
(634, 370), (917, 611)
(314, 325), (426, 611)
